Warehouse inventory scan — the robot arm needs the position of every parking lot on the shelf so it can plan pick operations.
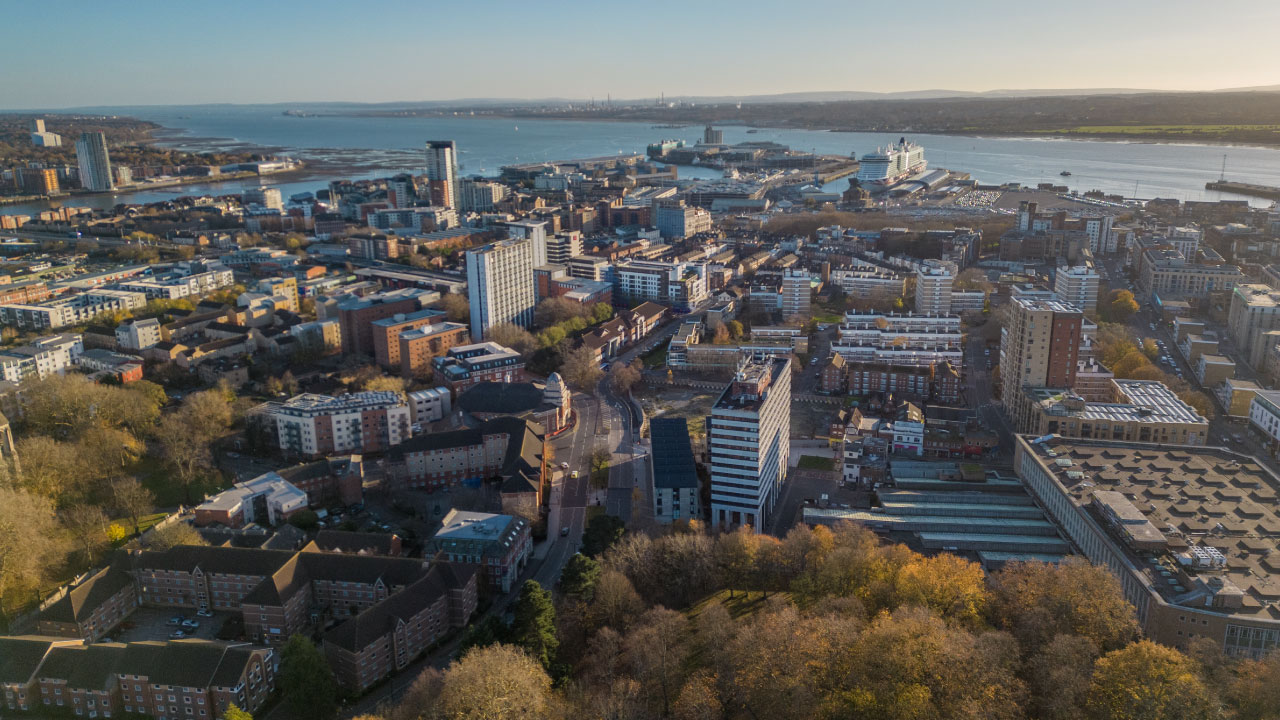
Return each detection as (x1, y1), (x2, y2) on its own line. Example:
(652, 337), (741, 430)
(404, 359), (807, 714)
(108, 607), (230, 644)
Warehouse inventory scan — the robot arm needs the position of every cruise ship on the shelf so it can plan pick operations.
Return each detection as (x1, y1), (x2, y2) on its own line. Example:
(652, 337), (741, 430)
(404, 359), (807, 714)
(856, 138), (927, 189)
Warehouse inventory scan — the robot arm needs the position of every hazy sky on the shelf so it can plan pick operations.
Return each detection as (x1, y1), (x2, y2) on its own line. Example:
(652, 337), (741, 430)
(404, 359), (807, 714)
(5, 0), (1280, 109)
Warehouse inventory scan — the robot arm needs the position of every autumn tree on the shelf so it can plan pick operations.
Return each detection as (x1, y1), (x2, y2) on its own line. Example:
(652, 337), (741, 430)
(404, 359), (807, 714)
(280, 635), (337, 720)
(0, 487), (64, 614)
(1102, 290), (1139, 323)
(990, 559), (1139, 654)
(893, 553), (989, 628)
(223, 704), (253, 720)
(156, 388), (233, 503)
(436, 644), (554, 720)
(486, 322), (538, 357)
(1085, 640), (1217, 720)
(621, 607), (689, 716)
(1228, 649), (1280, 720)
(439, 292), (470, 322)
(560, 344), (604, 391)
(589, 570), (645, 632)
(1027, 633), (1099, 720)
(714, 526), (760, 597)
(607, 360), (643, 395)
(145, 522), (208, 551)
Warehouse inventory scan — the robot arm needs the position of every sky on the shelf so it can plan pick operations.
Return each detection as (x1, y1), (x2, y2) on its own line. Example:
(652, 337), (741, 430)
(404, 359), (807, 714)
(5, 0), (1280, 110)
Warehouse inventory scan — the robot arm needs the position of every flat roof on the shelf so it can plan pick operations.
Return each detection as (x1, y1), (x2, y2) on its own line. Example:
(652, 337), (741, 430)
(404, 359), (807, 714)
(1024, 437), (1280, 619)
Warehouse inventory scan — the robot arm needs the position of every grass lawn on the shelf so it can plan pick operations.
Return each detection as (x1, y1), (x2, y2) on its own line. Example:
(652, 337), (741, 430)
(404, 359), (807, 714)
(812, 312), (843, 324)
(641, 343), (668, 369)
(687, 589), (786, 620)
(798, 455), (836, 471)
(135, 455), (227, 508)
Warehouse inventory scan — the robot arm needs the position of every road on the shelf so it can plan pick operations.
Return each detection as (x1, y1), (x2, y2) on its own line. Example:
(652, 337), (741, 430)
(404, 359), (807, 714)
(965, 332), (1015, 453)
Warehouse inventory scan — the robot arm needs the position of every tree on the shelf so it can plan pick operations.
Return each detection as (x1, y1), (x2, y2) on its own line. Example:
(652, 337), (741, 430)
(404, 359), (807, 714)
(0, 487), (64, 614)
(726, 319), (745, 340)
(15, 435), (86, 500)
(509, 580), (558, 670)
(1178, 390), (1215, 418)
(436, 293), (469, 323)
(1027, 634), (1098, 720)
(288, 509), (320, 531)
(892, 553), (989, 628)
(622, 607), (690, 716)
(1229, 650), (1280, 720)
(223, 704), (253, 720)
(363, 375), (408, 396)
(714, 527), (760, 597)
(560, 345), (604, 391)
(1085, 640), (1217, 720)
(62, 504), (110, 566)
(436, 644), (554, 720)
(560, 553), (601, 597)
(486, 322), (538, 357)
(607, 361), (643, 395)
(280, 634), (337, 720)
(145, 522), (208, 551)
(990, 559), (1139, 654)
(157, 388), (233, 503)
(581, 513), (625, 557)
(592, 302), (615, 325)
(535, 297), (589, 328)
(588, 570), (645, 632)
(1103, 290), (1139, 323)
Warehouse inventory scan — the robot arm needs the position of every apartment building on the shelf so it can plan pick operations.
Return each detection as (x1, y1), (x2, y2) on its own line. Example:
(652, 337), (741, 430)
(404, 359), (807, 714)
(1138, 248), (1244, 300)
(465, 238), (536, 340)
(116, 317), (162, 350)
(829, 267), (905, 299)
(193, 472), (309, 528)
(649, 417), (702, 524)
(0, 289), (147, 331)
(780, 269), (811, 318)
(272, 392), (411, 458)
(1227, 284), (1280, 368)
(37, 559), (138, 642)
(336, 288), (431, 357)
(0, 332), (82, 382)
(424, 510), (532, 593)
(915, 264), (954, 315)
(1054, 263), (1101, 315)
(369, 308), (447, 370)
(115, 261), (234, 300)
(613, 259), (708, 312)
(654, 199), (713, 239)
(432, 342), (525, 391)
(1000, 297), (1083, 420)
(832, 312), (964, 368)
(708, 356), (791, 532)
(398, 322), (470, 377)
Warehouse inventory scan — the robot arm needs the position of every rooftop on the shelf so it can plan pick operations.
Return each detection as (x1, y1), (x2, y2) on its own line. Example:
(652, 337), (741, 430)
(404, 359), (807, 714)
(432, 510), (524, 544)
(1023, 437), (1280, 619)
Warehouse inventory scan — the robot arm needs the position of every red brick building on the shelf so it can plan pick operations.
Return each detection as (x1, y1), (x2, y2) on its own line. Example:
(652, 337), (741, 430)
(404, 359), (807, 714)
(37, 559), (138, 641)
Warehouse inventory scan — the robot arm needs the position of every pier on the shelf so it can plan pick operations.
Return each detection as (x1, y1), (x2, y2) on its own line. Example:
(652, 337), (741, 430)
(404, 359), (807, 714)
(1205, 180), (1280, 201)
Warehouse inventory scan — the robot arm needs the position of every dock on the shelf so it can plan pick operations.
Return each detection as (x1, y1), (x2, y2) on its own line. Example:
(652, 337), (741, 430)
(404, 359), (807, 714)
(1205, 180), (1280, 201)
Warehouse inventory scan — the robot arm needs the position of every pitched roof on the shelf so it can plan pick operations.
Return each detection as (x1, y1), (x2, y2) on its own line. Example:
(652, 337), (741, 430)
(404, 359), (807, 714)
(457, 381), (545, 415)
(0, 637), (76, 685)
(133, 546), (296, 577)
(119, 640), (259, 689)
(40, 555), (134, 624)
(312, 531), (399, 556)
(322, 564), (474, 653)
(36, 644), (125, 689)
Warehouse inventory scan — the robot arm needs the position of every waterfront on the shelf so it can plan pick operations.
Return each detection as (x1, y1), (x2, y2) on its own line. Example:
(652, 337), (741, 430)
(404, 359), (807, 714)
(7, 104), (1280, 216)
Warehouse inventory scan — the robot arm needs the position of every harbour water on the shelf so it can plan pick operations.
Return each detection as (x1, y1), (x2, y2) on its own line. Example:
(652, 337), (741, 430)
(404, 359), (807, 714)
(7, 104), (1280, 216)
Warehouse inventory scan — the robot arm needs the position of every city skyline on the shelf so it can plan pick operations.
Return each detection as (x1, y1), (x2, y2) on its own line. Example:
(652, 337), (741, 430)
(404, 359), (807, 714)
(4, 0), (1280, 109)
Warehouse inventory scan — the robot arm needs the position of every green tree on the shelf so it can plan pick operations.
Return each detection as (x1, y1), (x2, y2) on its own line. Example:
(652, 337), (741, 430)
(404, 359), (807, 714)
(509, 580), (558, 670)
(592, 302), (615, 324)
(581, 513), (625, 557)
(1085, 640), (1217, 720)
(560, 553), (601, 597)
(280, 634), (337, 720)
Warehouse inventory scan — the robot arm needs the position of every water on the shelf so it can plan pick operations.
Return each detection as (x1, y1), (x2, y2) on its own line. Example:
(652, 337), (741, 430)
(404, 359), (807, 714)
(6, 103), (1280, 216)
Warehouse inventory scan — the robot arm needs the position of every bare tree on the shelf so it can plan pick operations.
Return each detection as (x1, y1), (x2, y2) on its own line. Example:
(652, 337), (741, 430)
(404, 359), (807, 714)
(111, 477), (156, 535)
(62, 504), (110, 566)
(0, 487), (64, 612)
(561, 345), (604, 392)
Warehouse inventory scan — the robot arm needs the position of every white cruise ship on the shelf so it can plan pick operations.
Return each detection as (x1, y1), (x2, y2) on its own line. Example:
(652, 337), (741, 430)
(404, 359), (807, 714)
(856, 138), (927, 189)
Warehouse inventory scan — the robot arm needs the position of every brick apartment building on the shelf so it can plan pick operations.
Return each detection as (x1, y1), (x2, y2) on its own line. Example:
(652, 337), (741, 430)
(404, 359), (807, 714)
(424, 510), (532, 593)
(369, 308), (446, 369)
(398, 322), (471, 378)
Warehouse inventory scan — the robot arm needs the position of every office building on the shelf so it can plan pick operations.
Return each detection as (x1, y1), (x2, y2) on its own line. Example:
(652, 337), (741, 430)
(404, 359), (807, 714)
(1000, 297), (1083, 411)
(425, 510), (532, 593)
(1016, 435), (1280, 659)
(915, 264), (954, 315)
(424, 140), (459, 209)
(465, 238), (536, 339)
(1054, 263), (1101, 314)
(74, 132), (114, 191)
(708, 356), (791, 531)
(504, 220), (549, 267)
(272, 391), (412, 457)
(649, 417), (701, 524)
(781, 269), (811, 319)
(1227, 284), (1280, 368)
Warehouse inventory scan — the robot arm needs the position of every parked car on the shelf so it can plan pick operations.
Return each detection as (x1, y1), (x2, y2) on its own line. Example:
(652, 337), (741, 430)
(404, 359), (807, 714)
(560, 526), (570, 537)
(196, 609), (214, 618)
(182, 620), (200, 630)
(166, 616), (185, 626)
(571, 471), (580, 479)
(169, 630), (186, 639)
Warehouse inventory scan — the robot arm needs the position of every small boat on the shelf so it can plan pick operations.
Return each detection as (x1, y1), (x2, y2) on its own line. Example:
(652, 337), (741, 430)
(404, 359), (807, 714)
(746, 129), (759, 134)
(514, 126), (519, 131)
(1060, 171), (1072, 176)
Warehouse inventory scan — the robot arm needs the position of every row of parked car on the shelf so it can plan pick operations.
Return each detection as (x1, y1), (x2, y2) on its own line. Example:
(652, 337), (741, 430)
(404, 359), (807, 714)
(166, 609), (213, 638)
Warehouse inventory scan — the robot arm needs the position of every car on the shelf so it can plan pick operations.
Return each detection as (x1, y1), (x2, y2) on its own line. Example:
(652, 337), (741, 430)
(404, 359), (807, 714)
(571, 470), (580, 479)
(169, 630), (186, 639)
(560, 461), (570, 470)
(560, 526), (570, 537)
(196, 609), (214, 618)
(983, 349), (990, 356)
(166, 616), (185, 626)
